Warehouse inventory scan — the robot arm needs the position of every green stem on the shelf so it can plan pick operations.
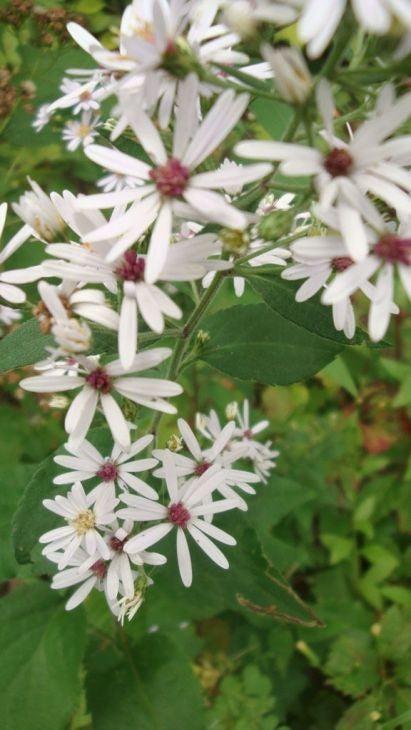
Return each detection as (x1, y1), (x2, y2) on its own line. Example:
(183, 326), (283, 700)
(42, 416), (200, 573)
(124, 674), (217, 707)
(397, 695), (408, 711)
(235, 231), (304, 265)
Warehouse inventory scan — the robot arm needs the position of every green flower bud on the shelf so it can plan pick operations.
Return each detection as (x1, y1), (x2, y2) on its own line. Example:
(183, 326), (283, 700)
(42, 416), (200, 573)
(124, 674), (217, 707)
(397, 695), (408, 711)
(161, 38), (202, 79)
(258, 209), (295, 241)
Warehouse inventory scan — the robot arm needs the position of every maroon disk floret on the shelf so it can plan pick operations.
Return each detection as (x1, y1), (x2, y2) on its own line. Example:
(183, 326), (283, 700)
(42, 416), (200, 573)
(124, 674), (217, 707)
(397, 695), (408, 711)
(374, 234), (411, 266)
(332, 256), (354, 272)
(116, 250), (146, 282)
(85, 367), (112, 393)
(96, 461), (118, 482)
(194, 461), (211, 476)
(243, 429), (253, 440)
(109, 535), (128, 552)
(91, 559), (107, 578)
(149, 158), (190, 197)
(324, 148), (353, 177)
(168, 502), (191, 529)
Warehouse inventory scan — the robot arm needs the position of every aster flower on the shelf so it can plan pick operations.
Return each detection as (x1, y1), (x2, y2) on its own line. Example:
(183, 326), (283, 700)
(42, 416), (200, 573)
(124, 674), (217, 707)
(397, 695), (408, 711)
(261, 43), (312, 105)
(236, 80), (411, 262)
(154, 418), (261, 504)
(20, 347), (182, 449)
(322, 215), (411, 342)
(40, 482), (118, 569)
(53, 434), (159, 500)
(0, 304), (21, 327)
(62, 111), (100, 151)
(0, 204), (27, 305)
(232, 399), (279, 480)
(32, 103), (53, 132)
(44, 231), (229, 368)
(118, 453), (240, 587)
(298, 0), (411, 59)
(48, 77), (103, 115)
(47, 548), (111, 610)
(97, 171), (143, 192)
(76, 73), (272, 283)
(223, 0), (299, 37)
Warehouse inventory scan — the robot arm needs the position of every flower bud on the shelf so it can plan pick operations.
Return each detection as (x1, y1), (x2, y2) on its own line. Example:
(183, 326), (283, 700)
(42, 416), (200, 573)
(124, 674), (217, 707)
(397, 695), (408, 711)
(258, 209), (295, 241)
(262, 44), (312, 105)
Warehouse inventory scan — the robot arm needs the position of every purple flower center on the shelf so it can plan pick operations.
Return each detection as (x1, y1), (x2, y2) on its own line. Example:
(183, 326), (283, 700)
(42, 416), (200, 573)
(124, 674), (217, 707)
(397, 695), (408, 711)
(116, 250), (146, 281)
(91, 559), (107, 578)
(243, 429), (254, 440)
(109, 535), (128, 552)
(96, 461), (118, 482)
(168, 502), (191, 528)
(194, 461), (211, 476)
(373, 234), (411, 266)
(149, 158), (190, 197)
(332, 256), (354, 272)
(324, 148), (353, 177)
(85, 367), (112, 393)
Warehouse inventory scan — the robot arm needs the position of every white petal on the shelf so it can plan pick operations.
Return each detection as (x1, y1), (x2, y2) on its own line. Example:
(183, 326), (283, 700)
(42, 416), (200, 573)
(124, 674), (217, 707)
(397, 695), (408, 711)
(187, 523), (229, 569)
(100, 393), (130, 450)
(176, 528), (192, 587)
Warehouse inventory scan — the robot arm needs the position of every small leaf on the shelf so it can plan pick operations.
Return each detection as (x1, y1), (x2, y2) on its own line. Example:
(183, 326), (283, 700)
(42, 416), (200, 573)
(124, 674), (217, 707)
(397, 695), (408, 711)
(0, 319), (53, 374)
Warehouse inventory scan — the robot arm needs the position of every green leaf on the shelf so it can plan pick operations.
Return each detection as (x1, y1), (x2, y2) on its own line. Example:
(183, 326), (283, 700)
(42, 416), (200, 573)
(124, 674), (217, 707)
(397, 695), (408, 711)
(248, 274), (365, 346)
(322, 356), (358, 397)
(325, 631), (379, 698)
(321, 535), (354, 565)
(200, 303), (344, 385)
(86, 633), (204, 730)
(0, 582), (86, 730)
(250, 98), (294, 140)
(0, 318), (53, 374)
(0, 464), (36, 580)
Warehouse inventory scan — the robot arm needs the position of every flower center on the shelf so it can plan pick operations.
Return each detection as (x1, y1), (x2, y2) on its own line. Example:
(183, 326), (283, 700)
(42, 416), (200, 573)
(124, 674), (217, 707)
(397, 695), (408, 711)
(168, 502), (191, 528)
(96, 461), (118, 482)
(373, 234), (411, 266)
(116, 250), (146, 281)
(194, 461), (211, 476)
(91, 559), (107, 578)
(332, 256), (354, 272)
(85, 367), (112, 393)
(149, 158), (189, 197)
(72, 509), (96, 535)
(244, 429), (254, 439)
(79, 90), (92, 101)
(109, 535), (128, 552)
(324, 148), (353, 177)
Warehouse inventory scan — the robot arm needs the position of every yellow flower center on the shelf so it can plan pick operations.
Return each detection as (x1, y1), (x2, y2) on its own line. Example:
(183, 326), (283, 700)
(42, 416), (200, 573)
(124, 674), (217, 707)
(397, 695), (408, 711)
(72, 509), (96, 535)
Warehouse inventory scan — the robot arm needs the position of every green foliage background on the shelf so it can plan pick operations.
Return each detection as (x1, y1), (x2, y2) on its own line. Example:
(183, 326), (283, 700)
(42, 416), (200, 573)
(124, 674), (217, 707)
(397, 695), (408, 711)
(0, 2), (411, 729)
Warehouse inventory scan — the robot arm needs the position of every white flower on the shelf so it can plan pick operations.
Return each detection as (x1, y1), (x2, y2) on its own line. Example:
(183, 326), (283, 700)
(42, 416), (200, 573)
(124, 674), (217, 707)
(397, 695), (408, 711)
(236, 80), (411, 262)
(298, 0), (411, 58)
(154, 418), (261, 505)
(52, 319), (92, 355)
(62, 111), (100, 151)
(118, 453), (240, 587)
(53, 434), (159, 500)
(233, 399), (279, 480)
(104, 521), (166, 600)
(76, 74), (272, 283)
(0, 204), (27, 305)
(49, 77), (102, 115)
(261, 43), (312, 104)
(11, 178), (65, 245)
(97, 171), (143, 192)
(33, 279), (119, 335)
(44, 231), (229, 369)
(223, 0), (299, 37)
(40, 482), (118, 569)
(68, 1), (249, 128)
(322, 217), (411, 342)
(20, 347), (182, 449)
(0, 304), (21, 326)
(48, 548), (110, 610)
(33, 103), (53, 132)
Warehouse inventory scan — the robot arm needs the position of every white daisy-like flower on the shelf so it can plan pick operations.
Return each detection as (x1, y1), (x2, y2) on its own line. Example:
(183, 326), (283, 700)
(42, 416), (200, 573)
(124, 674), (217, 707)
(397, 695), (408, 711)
(20, 347), (182, 449)
(32, 103), (53, 132)
(0, 204), (27, 305)
(68, 1), (249, 129)
(104, 520), (166, 600)
(52, 319), (92, 355)
(40, 482), (118, 569)
(44, 231), (229, 368)
(62, 111), (100, 151)
(322, 216), (411, 342)
(233, 399), (279, 477)
(298, 0), (411, 59)
(118, 452), (240, 587)
(236, 80), (411, 262)
(48, 77), (103, 115)
(76, 73), (272, 283)
(53, 434), (159, 500)
(47, 547), (110, 610)
(0, 304), (21, 326)
(154, 418), (261, 504)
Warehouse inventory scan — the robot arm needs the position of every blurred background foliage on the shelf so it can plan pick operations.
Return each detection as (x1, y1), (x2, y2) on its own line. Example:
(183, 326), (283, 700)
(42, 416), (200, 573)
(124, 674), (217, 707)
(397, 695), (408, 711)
(1, 1), (411, 729)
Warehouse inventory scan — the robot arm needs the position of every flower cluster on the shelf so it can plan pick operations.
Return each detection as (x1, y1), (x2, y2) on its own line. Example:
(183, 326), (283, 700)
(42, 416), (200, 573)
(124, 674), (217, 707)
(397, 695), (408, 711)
(1, 0), (411, 617)
(40, 401), (276, 620)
